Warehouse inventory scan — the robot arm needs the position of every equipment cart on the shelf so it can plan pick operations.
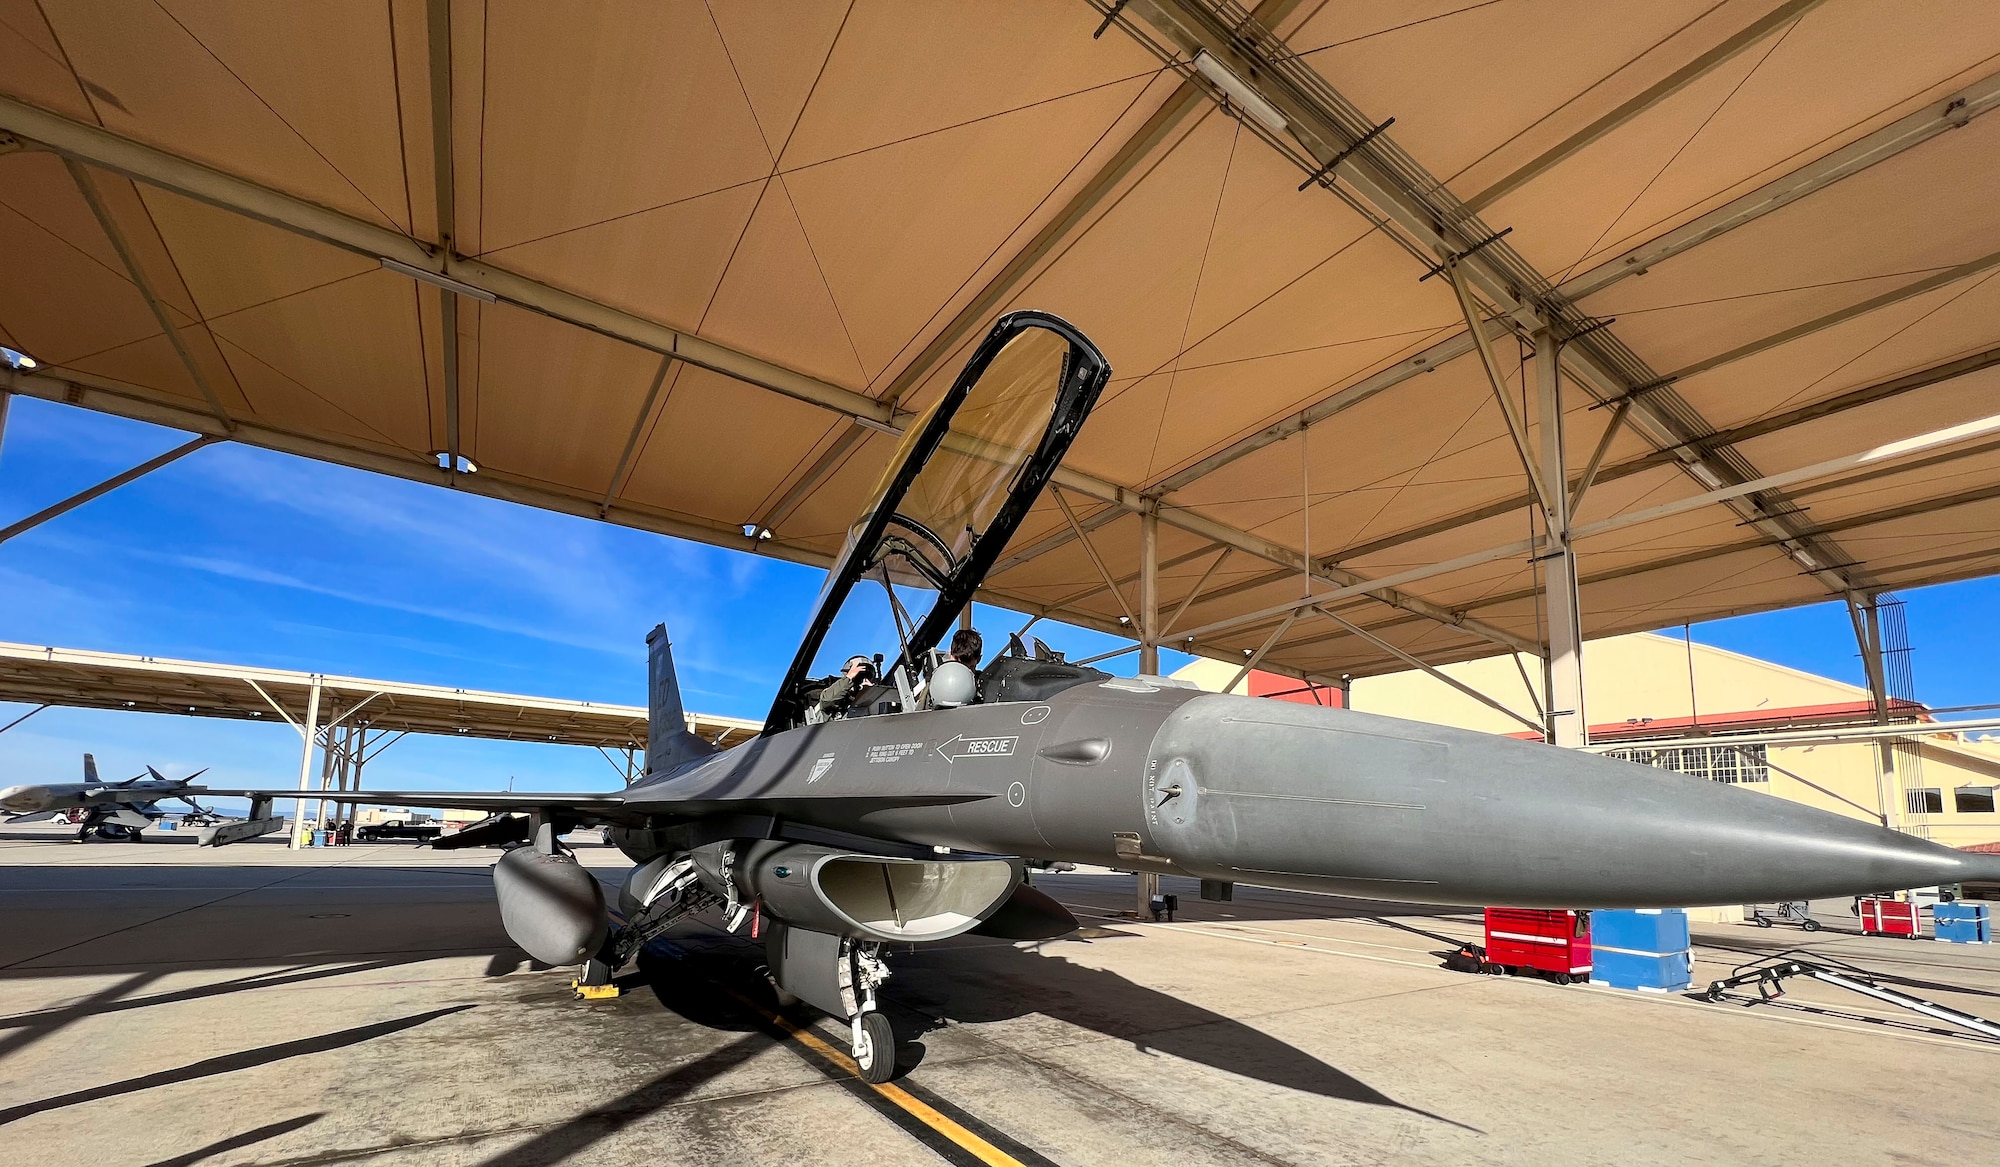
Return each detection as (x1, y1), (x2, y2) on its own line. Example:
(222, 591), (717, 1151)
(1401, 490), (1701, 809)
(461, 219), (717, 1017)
(1749, 901), (1821, 931)
(1482, 908), (1592, 984)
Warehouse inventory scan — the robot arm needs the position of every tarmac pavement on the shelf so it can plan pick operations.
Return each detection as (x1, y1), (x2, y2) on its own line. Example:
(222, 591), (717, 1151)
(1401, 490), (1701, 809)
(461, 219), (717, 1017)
(2, 824), (1995, 1166)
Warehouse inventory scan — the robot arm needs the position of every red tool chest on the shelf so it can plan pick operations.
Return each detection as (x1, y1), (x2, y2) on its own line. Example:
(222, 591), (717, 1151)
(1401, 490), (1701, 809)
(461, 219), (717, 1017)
(1484, 908), (1593, 982)
(1858, 897), (1921, 938)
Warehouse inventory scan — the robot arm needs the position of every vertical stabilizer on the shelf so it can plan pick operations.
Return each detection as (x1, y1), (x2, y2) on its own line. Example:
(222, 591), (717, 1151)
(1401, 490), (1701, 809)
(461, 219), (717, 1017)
(83, 753), (100, 784)
(645, 624), (715, 779)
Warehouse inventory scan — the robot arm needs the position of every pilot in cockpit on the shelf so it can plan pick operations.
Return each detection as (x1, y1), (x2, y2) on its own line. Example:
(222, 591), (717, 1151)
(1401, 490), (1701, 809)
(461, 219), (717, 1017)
(947, 628), (983, 670)
(931, 627), (984, 709)
(810, 654), (877, 721)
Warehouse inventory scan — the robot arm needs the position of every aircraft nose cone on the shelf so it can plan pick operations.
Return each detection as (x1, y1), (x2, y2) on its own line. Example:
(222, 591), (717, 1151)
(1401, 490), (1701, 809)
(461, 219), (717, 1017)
(1144, 695), (2000, 908)
(0, 785), (51, 813)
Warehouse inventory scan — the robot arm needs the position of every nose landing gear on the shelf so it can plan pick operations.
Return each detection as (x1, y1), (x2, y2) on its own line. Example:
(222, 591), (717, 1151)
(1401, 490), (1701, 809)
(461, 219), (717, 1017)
(852, 1010), (896, 1083)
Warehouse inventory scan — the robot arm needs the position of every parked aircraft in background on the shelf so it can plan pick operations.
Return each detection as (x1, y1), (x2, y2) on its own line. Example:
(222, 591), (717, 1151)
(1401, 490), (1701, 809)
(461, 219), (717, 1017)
(1, 753), (219, 841)
(191, 312), (2000, 1082)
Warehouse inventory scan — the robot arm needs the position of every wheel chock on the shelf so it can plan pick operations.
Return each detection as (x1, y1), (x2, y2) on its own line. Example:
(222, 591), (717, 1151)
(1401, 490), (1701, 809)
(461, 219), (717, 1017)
(571, 978), (621, 1000)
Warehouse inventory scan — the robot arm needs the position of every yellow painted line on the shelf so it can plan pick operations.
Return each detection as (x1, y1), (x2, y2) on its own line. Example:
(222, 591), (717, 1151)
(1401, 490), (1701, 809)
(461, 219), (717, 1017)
(721, 988), (1025, 1167)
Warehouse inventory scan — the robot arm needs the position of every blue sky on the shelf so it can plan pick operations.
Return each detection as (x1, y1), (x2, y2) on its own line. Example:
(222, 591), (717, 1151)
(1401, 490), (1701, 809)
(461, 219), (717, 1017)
(2, 395), (1993, 804)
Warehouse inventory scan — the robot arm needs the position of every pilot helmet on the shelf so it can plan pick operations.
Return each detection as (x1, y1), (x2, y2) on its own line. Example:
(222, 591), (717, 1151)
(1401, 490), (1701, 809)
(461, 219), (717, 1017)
(930, 661), (977, 708)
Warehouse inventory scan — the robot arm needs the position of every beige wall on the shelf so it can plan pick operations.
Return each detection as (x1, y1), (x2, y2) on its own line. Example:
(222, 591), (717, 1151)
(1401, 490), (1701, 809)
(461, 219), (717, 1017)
(1175, 633), (2000, 851)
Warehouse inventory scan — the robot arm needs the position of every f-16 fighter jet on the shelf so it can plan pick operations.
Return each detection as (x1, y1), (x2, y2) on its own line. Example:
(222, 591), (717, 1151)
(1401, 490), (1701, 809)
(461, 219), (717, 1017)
(1, 753), (217, 841)
(193, 311), (2000, 1082)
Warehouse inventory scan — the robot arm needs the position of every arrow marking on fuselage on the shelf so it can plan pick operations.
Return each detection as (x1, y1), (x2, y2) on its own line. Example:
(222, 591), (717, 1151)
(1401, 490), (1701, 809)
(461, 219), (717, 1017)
(935, 735), (1018, 763)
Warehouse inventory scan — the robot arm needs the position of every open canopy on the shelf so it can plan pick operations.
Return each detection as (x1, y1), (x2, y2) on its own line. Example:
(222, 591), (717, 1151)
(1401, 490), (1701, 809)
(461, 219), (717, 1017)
(767, 311), (1109, 730)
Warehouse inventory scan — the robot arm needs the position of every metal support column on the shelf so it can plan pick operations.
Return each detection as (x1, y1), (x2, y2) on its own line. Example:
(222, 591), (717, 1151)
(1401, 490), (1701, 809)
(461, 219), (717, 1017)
(1848, 594), (1902, 829)
(290, 676), (322, 849)
(1139, 508), (1160, 676)
(0, 387), (10, 457)
(1536, 330), (1587, 746)
(1136, 871), (1159, 919)
(311, 716), (338, 843)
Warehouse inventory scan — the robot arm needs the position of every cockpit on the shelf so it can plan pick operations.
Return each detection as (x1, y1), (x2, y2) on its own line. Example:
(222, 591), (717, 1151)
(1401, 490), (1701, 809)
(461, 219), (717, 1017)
(765, 312), (1113, 736)
(802, 634), (1110, 724)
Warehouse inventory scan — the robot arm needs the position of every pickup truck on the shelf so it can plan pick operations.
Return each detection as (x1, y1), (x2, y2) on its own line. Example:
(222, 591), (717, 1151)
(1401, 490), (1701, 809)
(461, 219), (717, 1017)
(356, 819), (442, 842)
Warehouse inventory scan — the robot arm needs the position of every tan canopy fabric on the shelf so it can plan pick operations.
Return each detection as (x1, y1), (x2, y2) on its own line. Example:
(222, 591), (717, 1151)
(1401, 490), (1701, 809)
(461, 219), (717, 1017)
(4, 1), (1998, 684)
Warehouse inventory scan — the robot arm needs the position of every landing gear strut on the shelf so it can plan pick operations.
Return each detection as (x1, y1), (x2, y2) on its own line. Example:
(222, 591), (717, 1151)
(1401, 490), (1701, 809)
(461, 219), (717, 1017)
(575, 856), (719, 997)
(844, 939), (897, 1083)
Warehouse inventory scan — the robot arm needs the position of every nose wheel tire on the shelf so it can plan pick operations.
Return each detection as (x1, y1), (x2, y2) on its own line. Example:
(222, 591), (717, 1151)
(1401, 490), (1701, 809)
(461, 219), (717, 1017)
(852, 1011), (896, 1083)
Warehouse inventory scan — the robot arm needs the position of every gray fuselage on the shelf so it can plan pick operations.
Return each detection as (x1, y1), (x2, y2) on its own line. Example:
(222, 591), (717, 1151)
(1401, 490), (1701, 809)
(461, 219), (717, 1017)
(608, 678), (2000, 909)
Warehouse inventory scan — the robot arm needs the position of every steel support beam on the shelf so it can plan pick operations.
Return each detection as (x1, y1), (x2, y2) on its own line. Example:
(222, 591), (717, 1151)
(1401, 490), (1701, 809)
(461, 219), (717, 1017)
(1559, 67), (2000, 301)
(0, 435), (215, 546)
(1150, 501), (1540, 654)
(0, 95), (902, 429)
(1448, 262), (1550, 513)
(601, 355), (673, 516)
(1847, 594), (1904, 831)
(1161, 545), (1231, 636)
(1223, 607), (1301, 695)
(1332, 344), (2000, 564)
(64, 160), (234, 430)
(1569, 410), (2000, 543)
(1120, 0), (1867, 601)
(1463, 0), (1825, 212)
(1312, 605), (1544, 734)
(1156, 64), (2000, 506)
(1535, 331), (1586, 746)
(1176, 535), (1539, 643)
(1, 98), (1519, 660)
(290, 676), (321, 850)
(1146, 325), (1481, 495)
(1053, 488), (1138, 629)
(880, 0), (1309, 410)
(1139, 507), (1160, 674)
(1666, 246), (2000, 384)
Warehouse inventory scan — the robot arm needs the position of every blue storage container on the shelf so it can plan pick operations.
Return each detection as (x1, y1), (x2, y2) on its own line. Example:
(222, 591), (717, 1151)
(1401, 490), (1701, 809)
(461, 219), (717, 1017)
(1589, 908), (1691, 953)
(1591, 949), (1693, 992)
(1588, 909), (1693, 991)
(1933, 902), (1991, 944)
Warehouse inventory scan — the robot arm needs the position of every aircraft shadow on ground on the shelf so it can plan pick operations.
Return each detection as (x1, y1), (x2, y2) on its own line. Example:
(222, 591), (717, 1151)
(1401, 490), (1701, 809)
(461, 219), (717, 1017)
(630, 930), (1476, 1132)
(0, 861), (529, 1064)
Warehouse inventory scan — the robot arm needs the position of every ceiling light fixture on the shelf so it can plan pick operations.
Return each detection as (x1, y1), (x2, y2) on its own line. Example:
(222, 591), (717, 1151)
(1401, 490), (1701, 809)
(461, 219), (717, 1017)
(1, 346), (38, 370)
(1193, 51), (1288, 135)
(381, 257), (497, 303)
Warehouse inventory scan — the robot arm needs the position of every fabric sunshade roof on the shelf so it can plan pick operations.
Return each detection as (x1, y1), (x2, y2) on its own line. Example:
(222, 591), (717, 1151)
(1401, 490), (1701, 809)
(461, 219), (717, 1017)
(5, 0), (2000, 684)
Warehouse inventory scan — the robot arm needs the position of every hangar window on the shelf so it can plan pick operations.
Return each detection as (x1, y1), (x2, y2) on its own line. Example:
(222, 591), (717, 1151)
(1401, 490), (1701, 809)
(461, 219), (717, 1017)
(1606, 744), (1768, 784)
(1955, 786), (1996, 814)
(1906, 788), (1945, 815)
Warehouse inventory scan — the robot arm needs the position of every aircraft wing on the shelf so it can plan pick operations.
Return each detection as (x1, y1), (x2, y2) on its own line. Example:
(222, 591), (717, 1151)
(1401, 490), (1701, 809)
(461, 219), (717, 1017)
(192, 787), (630, 814)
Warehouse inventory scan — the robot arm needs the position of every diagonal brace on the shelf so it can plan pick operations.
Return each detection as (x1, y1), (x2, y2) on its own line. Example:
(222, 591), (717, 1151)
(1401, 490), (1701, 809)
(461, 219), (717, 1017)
(1052, 487), (1138, 629)
(0, 435), (215, 546)
(1314, 605), (1544, 734)
(1445, 261), (1553, 516)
